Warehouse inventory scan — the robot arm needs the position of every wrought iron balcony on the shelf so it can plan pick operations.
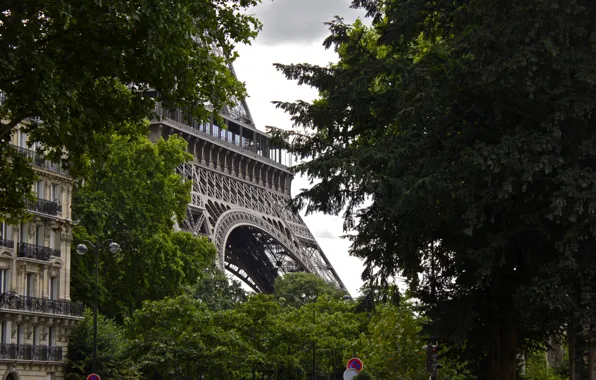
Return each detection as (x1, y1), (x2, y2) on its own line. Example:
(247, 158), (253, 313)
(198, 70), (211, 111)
(11, 145), (69, 176)
(25, 197), (59, 216)
(17, 242), (60, 261)
(0, 344), (62, 362)
(0, 295), (84, 317)
(0, 239), (13, 249)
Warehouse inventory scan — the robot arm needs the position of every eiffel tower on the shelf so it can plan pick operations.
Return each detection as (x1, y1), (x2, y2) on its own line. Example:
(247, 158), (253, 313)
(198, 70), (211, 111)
(148, 53), (347, 293)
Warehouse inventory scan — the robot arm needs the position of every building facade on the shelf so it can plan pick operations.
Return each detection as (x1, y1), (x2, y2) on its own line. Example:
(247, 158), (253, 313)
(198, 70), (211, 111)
(0, 129), (83, 380)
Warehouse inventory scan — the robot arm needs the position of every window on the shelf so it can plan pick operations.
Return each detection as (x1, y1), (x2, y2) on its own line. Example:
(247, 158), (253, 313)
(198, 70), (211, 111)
(18, 131), (27, 148)
(0, 270), (9, 294)
(49, 277), (59, 300)
(0, 223), (11, 242)
(25, 273), (35, 297)
(20, 223), (28, 244)
(33, 325), (38, 346)
(35, 225), (44, 246)
(36, 181), (45, 199)
(49, 229), (56, 249)
(50, 184), (61, 203)
(16, 324), (23, 345)
(48, 326), (53, 347)
(1, 321), (8, 344)
(50, 230), (61, 251)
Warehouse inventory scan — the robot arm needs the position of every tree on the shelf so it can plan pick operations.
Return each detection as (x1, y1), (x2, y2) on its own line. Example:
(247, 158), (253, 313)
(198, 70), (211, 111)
(0, 145), (36, 222)
(353, 371), (374, 380)
(274, 272), (344, 306)
(520, 349), (568, 380)
(192, 265), (247, 311)
(65, 309), (140, 380)
(126, 295), (253, 379)
(358, 302), (428, 380)
(270, 1), (596, 378)
(71, 134), (217, 320)
(358, 299), (470, 380)
(73, 134), (191, 241)
(0, 0), (261, 217)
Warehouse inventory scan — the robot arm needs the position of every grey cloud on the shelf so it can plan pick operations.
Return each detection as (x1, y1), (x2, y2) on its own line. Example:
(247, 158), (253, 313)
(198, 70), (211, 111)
(251, 0), (366, 45)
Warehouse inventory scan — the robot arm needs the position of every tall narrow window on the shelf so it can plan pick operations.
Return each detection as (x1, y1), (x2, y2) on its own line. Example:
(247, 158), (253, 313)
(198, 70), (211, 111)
(35, 225), (44, 246)
(48, 326), (53, 347)
(0, 269), (9, 294)
(36, 181), (45, 199)
(33, 325), (38, 346)
(49, 229), (56, 249)
(50, 184), (61, 203)
(1, 321), (7, 344)
(18, 131), (27, 148)
(19, 223), (29, 243)
(49, 277), (59, 300)
(16, 324), (22, 345)
(26, 273), (35, 297)
(20, 223), (28, 244)
(0, 223), (11, 246)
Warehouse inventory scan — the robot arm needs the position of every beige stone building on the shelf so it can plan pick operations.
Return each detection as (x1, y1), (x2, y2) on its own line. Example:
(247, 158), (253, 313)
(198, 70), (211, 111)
(0, 129), (83, 380)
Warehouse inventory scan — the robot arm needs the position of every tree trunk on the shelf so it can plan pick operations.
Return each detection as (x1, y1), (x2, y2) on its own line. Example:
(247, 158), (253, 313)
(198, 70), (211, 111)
(546, 336), (565, 369)
(487, 323), (518, 380)
(568, 323), (585, 380)
(569, 324), (577, 380)
(588, 333), (596, 380)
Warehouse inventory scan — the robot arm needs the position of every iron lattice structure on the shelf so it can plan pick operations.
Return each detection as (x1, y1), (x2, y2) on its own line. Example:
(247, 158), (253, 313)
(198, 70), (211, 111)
(148, 62), (347, 293)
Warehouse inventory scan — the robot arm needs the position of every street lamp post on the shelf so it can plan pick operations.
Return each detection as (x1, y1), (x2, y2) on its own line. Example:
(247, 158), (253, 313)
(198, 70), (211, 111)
(76, 239), (120, 375)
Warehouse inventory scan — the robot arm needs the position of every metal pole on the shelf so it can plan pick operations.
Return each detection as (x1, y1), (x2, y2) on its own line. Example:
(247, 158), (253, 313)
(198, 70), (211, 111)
(92, 245), (99, 373)
(313, 308), (316, 380)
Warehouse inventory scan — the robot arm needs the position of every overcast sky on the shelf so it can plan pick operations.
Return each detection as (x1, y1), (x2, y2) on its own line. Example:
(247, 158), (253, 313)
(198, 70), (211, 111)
(233, 0), (368, 296)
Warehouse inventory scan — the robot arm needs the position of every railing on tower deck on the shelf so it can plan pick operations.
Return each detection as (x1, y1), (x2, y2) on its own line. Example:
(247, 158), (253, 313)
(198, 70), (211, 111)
(153, 103), (294, 169)
(11, 144), (69, 176)
(25, 197), (61, 217)
(17, 242), (60, 261)
(0, 239), (13, 249)
(0, 294), (84, 317)
(0, 344), (63, 361)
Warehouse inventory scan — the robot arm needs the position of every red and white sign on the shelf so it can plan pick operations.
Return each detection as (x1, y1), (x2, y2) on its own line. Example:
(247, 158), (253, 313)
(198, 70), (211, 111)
(346, 357), (363, 372)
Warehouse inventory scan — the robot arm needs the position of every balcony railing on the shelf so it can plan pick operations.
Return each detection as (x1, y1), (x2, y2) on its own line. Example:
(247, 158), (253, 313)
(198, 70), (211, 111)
(0, 239), (13, 249)
(17, 242), (60, 261)
(0, 295), (84, 317)
(11, 145), (69, 176)
(0, 344), (62, 361)
(25, 198), (60, 217)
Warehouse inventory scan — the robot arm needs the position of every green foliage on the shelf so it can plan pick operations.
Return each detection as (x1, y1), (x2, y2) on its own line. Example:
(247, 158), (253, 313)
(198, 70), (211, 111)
(520, 350), (568, 380)
(124, 276), (366, 380)
(358, 303), (427, 379)
(357, 298), (471, 380)
(0, 0), (261, 217)
(73, 134), (192, 238)
(269, 0), (596, 376)
(192, 265), (247, 310)
(353, 370), (374, 380)
(274, 272), (344, 305)
(0, 145), (36, 223)
(71, 134), (217, 320)
(127, 295), (253, 379)
(65, 309), (140, 380)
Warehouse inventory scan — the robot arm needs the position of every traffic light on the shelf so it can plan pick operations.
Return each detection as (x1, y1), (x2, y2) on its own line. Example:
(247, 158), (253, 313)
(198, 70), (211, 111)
(424, 339), (441, 380)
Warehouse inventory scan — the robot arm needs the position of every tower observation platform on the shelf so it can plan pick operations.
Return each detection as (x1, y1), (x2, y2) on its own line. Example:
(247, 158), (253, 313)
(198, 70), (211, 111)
(147, 80), (347, 293)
